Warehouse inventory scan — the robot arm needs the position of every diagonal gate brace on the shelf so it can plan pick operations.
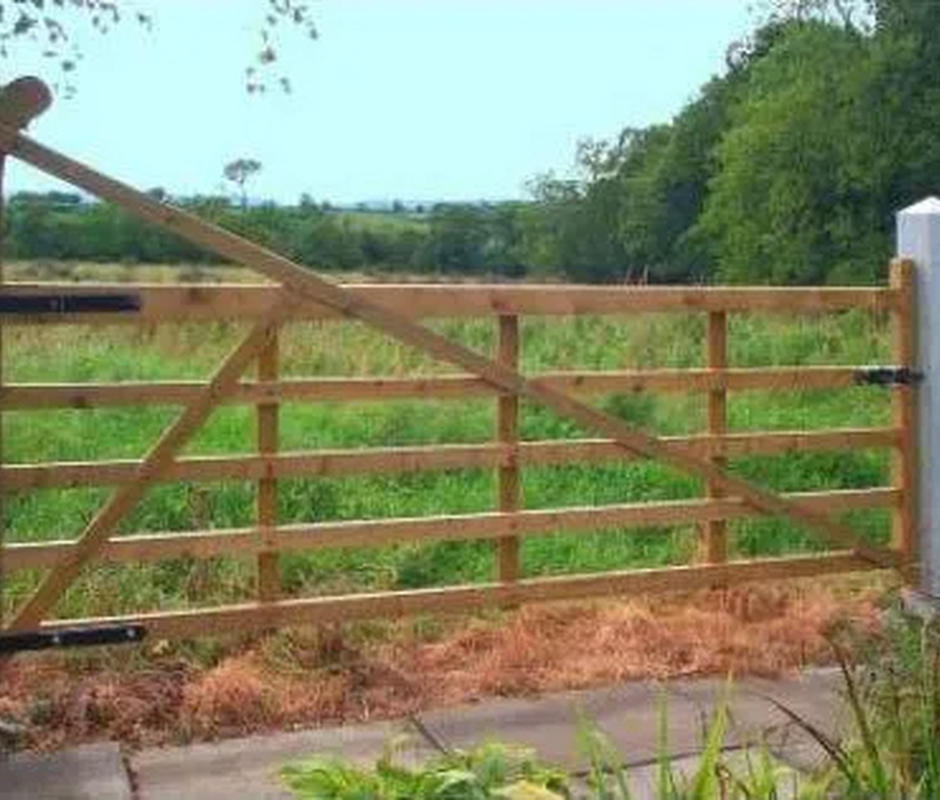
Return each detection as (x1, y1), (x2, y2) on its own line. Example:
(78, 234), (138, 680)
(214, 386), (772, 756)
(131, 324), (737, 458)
(0, 82), (901, 632)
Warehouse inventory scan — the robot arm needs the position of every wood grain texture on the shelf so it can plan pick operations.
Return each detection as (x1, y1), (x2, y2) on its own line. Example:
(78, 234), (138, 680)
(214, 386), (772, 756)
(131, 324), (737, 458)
(3, 487), (901, 572)
(256, 325), (280, 602)
(0, 282), (898, 325)
(703, 311), (728, 564)
(890, 258), (917, 565)
(1, 428), (899, 491)
(496, 315), (521, 583)
(34, 551), (896, 639)
(0, 366), (872, 411)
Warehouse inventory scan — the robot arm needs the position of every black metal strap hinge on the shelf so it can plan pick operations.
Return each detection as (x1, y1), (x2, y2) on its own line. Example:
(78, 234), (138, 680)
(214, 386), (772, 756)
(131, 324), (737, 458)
(0, 292), (141, 315)
(0, 623), (146, 654)
(854, 366), (924, 386)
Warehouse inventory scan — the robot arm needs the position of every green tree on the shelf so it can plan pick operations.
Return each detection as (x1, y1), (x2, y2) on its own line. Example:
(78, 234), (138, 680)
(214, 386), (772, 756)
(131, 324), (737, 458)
(524, 163), (628, 284)
(416, 205), (490, 274)
(696, 3), (940, 284)
(223, 158), (263, 210)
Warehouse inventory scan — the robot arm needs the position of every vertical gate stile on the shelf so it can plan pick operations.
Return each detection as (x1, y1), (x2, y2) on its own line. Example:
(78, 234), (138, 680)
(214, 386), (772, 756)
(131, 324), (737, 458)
(890, 258), (917, 570)
(257, 323), (280, 602)
(703, 311), (728, 564)
(497, 314), (521, 583)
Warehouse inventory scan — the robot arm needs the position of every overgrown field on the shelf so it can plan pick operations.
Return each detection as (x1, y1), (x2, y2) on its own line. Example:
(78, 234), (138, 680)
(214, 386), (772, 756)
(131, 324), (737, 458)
(1, 264), (895, 622)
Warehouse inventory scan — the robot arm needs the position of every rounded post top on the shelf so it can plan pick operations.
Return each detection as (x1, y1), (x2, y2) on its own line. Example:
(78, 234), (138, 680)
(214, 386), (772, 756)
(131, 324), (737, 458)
(0, 76), (52, 130)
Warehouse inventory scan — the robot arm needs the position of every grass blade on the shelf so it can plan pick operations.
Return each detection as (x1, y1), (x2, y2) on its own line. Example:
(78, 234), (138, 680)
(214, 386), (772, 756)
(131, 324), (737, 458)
(835, 645), (890, 796)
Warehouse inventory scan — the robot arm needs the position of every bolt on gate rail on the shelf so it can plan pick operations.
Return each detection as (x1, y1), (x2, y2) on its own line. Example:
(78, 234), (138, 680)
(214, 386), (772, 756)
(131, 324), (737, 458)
(0, 76), (918, 643)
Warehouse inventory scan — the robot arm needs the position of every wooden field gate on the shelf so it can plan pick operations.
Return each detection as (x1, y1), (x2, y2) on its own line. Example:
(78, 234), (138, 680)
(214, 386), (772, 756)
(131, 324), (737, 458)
(0, 78), (919, 642)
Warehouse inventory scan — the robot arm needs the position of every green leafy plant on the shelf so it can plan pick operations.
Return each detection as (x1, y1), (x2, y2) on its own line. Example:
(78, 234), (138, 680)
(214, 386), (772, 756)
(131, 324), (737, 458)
(282, 739), (570, 800)
(283, 688), (791, 800)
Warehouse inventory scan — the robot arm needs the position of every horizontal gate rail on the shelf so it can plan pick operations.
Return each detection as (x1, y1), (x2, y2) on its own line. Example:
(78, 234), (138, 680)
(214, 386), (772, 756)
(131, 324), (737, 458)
(0, 281), (898, 324)
(0, 428), (901, 491)
(0, 367), (892, 410)
(33, 552), (896, 640)
(3, 488), (900, 572)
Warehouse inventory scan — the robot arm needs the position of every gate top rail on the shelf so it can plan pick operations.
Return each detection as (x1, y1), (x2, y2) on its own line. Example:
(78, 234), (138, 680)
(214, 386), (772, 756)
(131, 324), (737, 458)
(0, 281), (898, 324)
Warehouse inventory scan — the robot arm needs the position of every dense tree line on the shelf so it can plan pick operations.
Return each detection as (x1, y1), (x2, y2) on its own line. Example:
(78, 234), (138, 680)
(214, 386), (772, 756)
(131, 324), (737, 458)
(1, 192), (540, 276)
(531, 0), (940, 285)
(6, 0), (939, 284)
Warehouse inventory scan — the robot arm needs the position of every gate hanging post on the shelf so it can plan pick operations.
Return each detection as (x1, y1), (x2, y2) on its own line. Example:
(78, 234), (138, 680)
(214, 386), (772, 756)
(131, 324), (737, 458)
(897, 197), (940, 607)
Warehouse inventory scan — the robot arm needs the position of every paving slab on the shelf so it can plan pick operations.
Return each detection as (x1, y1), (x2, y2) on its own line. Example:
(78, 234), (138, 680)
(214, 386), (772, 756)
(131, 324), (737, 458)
(689, 668), (844, 734)
(0, 742), (131, 800)
(669, 668), (846, 771)
(417, 669), (844, 771)
(418, 680), (708, 768)
(134, 720), (437, 800)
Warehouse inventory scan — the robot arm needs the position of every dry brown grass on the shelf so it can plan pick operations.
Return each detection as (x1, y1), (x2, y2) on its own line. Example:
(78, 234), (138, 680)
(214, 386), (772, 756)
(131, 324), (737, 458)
(4, 260), (264, 285)
(3, 259), (552, 286)
(0, 578), (887, 752)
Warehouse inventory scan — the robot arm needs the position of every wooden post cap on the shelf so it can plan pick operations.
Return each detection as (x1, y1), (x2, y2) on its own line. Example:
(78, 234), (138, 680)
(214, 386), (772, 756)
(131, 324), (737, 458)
(0, 76), (52, 129)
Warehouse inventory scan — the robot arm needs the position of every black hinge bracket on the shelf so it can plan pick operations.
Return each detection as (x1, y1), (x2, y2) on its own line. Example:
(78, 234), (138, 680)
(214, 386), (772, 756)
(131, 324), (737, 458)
(854, 367), (924, 386)
(0, 292), (141, 315)
(0, 623), (146, 654)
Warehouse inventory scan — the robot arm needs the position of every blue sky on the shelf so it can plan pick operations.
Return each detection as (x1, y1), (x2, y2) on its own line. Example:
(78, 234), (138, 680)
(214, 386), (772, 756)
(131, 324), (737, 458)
(5, 1), (754, 204)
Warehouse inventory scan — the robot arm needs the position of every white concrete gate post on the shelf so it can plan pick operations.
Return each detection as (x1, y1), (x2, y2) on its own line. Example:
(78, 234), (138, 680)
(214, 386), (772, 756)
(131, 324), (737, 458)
(897, 197), (940, 605)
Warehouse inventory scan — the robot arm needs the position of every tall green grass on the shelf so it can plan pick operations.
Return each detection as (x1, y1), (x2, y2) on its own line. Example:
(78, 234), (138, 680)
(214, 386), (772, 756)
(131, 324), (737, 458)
(1, 305), (894, 619)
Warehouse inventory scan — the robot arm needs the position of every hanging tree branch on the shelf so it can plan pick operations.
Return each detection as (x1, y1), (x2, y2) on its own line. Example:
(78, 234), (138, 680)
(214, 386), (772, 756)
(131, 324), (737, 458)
(0, 0), (316, 96)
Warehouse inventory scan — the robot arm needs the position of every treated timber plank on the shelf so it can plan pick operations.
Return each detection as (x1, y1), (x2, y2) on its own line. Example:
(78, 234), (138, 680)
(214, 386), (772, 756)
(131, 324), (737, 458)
(256, 325), (280, 602)
(0, 376), (490, 408)
(890, 259), (917, 565)
(2, 488), (901, 571)
(1, 443), (506, 490)
(0, 282), (898, 325)
(34, 552), (896, 639)
(0, 367), (872, 410)
(703, 311), (728, 563)
(496, 315), (521, 582)
(3, 126), (900, 625)
(519, 428), (900, 461)
(0, 428), (900, 491)
(531, 366), (864, 394)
